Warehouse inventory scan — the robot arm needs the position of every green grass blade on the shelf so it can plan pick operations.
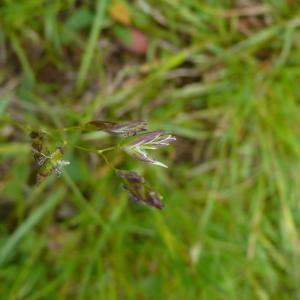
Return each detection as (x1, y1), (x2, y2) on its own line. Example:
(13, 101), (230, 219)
(0, 188), (65, 266)
(76, 0), (109, 92)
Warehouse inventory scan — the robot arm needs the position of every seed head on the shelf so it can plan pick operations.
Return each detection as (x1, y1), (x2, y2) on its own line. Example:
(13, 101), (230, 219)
(116, 170), (144, 183)
(123, 131), (176, 168)
(88, 120), (147, 137)
(116, 170), (164, 209)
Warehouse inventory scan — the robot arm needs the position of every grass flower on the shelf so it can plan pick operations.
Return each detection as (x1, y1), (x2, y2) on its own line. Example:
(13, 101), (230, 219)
(88, 120), (147, 137)
(116, 170), (164, 209)
(30, 131), (70, 184)
(123, 131), (176, 168)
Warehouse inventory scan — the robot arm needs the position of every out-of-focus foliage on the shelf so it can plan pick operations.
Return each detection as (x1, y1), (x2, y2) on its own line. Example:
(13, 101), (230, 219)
(1, 0), (300, 299)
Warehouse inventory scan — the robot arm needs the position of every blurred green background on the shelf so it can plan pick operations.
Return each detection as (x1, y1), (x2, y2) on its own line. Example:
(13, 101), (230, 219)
(1, 0), (300, 299)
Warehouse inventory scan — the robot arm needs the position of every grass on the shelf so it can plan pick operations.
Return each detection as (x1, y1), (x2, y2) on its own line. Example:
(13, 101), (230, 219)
(1, 0), (300, 299)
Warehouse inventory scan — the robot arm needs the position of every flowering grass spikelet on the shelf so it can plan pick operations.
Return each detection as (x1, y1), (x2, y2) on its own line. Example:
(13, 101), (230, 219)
(88, 120), (147, 137)
(30, 131), (70, 184)
(116, 170), (164, 209)
(123, 131), (176, 168)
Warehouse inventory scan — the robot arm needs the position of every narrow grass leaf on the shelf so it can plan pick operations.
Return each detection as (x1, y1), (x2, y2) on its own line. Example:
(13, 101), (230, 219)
(76, 0), (109, 91)
(0, 188), (65, 266)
